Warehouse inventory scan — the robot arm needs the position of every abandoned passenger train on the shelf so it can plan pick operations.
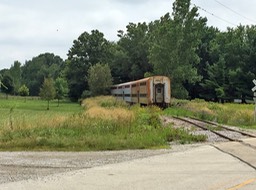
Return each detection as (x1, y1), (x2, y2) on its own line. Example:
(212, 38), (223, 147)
(111, 76), (171, 107)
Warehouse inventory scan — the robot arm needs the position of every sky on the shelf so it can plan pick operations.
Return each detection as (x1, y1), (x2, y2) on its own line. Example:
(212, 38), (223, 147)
(1, 0), (256, 70)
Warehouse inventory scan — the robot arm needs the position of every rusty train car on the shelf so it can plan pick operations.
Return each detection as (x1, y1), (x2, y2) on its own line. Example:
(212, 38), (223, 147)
(111, 76), (171, 107)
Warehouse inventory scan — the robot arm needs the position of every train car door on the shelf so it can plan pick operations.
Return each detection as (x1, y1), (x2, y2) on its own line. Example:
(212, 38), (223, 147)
(154, 84), (164, 103)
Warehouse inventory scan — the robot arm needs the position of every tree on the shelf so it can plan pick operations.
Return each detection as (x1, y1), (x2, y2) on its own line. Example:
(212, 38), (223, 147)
(18, 84), (29, 102)
(1, 74), (14, 98)
(0, 74), (8, 91)
(55, 77), (69, 106)
(113, 22), (153, 82)
(149, 0), (206, 98)
(39, 78), (56, 110)
(9, 61), (22, 95)
(88, 63), (113, 96)
(201, 57), (227, 102)
(66, 30), (113, 100)
(188, 26), (219, 99)
(199, 25), (256, 102)
(22, 53), (64, 96)
(108, 42), (130, 84)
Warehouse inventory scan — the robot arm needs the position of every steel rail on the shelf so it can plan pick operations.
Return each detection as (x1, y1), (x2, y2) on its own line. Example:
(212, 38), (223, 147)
(189, 117), (256, 138)
(173, 116), (239, 142)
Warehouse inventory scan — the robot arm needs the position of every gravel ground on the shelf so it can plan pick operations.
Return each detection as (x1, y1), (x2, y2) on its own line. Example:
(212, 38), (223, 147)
(162, 116), (228, 142)
(161, 116), (256, 142)
(0, 145), (204, 184)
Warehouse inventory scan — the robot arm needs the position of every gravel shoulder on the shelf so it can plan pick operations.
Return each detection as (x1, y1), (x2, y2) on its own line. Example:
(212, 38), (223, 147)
(0, 144), (205, 184)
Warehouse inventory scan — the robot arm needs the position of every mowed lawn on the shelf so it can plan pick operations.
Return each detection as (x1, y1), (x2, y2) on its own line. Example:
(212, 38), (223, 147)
(0, 97), (84, 151)
(0, 98), (82, 128)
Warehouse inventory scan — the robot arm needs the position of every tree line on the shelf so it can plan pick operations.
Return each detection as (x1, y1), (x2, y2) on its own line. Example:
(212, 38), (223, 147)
(0, 0), (256, 103)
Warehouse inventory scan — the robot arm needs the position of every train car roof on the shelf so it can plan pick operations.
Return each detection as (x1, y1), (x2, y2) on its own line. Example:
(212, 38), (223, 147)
(112, 76), (169, 87)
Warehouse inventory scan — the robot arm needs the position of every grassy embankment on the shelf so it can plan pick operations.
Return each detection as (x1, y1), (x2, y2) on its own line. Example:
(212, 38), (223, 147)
(0, 96), (205, 151)
(165, 98), (256, 129)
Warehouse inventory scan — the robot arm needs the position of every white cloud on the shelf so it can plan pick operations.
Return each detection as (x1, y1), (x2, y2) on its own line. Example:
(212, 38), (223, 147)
(0, 0), (256, 70)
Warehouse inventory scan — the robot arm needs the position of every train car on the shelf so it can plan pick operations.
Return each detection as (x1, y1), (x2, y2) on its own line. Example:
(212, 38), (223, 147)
(111, 76), (171, 107)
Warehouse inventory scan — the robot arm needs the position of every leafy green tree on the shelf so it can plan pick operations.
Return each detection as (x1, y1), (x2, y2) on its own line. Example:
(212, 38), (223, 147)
(88, 63), (113, 96)
(18, 84), (29, 102)
(66, 30), (113, 100)
(113, 22), (152, 82)
(201, 57), (226, 101)
(9, 61), (22, 95)
(22, 53), (64, 96)
(200, 25), (256, 102)
(1, 74), (14, 98)
(189, 26), (219, 99)
(55, 77), (69, 106)
(108, 43), (130, 83)
(149, 0), (206, 98)
(0, 74), (8, 92)
(39, 78), (56, 110)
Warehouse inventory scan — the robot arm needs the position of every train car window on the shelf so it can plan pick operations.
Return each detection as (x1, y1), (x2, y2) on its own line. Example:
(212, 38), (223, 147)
(140, 82), (146, 86)
(132, 84), (136, 87)
(125, 85), (130, 88)
(139, 94), (147, 97)
(124, 94), (131, 97)
(132, 94), (137, 97)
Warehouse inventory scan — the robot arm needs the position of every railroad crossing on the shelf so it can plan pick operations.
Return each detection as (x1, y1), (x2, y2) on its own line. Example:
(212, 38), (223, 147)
(252, 79), (256, 93)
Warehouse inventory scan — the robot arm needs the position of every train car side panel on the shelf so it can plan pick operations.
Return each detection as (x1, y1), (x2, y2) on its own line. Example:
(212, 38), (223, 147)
(131, 82), (138, 103)
(138, 78), (149, 105)
(111, 76), (171, 107)
(123, 84), (132, 102)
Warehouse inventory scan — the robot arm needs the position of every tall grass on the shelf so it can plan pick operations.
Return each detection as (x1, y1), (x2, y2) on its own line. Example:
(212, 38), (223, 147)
(0, 96), (206, 151)
(165, 98), (256, 129)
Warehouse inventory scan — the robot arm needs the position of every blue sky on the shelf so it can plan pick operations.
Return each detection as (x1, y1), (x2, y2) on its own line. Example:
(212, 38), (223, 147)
(0, 0), (255, 70)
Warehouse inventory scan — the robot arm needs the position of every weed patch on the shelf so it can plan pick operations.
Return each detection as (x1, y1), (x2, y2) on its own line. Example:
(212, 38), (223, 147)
(165, 99), (256, 129)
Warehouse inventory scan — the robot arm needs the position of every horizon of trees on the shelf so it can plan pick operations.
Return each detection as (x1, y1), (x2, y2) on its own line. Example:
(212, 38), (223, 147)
(0, 0), (256, 103)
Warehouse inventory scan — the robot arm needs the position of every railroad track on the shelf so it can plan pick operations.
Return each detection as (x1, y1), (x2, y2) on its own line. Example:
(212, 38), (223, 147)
(173, 116), (256, 170)
(173, 116), (256, 145)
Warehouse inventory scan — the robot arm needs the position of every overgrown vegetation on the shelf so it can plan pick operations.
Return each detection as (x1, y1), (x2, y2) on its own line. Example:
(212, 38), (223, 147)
(165, 99), (256, 129)
(0, 96), (205, 151)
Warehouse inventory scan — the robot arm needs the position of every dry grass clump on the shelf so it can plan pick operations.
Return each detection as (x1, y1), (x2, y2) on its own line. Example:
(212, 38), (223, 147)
(86, 106), (134, 124)
(82, 96), (133, 124)
(224, 108), (254, 126)
(2, 113), (70, 132)
(182, 100), (217, 120)
(82, 96), (126, 109)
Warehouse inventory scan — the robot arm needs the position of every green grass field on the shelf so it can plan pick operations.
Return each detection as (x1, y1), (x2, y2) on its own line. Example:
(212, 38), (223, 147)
(2, 96), (254, 151)
(3, 97), (256, 151)
(0, 98), (82, 128)
(0, 96), (206, 151)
